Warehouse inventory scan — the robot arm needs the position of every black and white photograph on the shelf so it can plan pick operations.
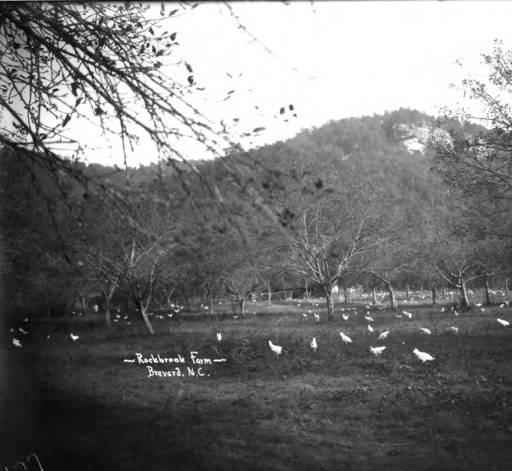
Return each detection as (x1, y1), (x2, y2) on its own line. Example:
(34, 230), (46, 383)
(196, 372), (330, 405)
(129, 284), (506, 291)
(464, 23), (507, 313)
(1, 1), (512, 470)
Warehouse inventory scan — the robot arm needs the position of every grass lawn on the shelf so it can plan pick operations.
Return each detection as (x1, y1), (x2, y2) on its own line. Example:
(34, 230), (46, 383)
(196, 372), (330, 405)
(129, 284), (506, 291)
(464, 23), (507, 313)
(3, 300), (512, 470)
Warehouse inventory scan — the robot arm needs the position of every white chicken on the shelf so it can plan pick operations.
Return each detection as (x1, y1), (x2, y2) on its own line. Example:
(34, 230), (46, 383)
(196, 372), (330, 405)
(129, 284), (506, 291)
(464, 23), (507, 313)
(339, 332), (353, 343)
(310, 337), (318, 352)
(402, 311), (413, 319)
(370, 346), (386, 356)
(497, 318), (510, 327)
(420, 328), (432, 335)
(216, 332), (222, 342)
(12, 338), (22, 348)
(268, 340), (282, 355)
(413, 348), (434, 363)
(378, 330), (389, 340)
(367, 324), (374, 333)
(70, 333), (79, 341)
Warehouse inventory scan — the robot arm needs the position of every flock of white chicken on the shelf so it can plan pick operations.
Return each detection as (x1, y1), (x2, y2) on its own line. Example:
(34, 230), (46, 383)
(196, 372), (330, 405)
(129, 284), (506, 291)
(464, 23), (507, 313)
(10, 301), (511, 359)
(260, 303), (511, 365)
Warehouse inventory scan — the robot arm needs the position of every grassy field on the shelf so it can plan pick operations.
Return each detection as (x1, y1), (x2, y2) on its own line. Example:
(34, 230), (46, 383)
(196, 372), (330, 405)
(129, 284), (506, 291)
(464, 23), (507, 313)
(3, 299), (512, 471)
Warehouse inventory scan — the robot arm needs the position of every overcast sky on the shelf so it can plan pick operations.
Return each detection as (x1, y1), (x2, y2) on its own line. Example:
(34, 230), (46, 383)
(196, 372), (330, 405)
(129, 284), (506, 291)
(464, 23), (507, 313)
(83, 1), (512, 166)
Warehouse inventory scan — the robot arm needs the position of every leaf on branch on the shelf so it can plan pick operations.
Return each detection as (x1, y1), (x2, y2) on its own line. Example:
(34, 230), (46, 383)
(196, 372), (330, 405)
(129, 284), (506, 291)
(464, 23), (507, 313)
(62, 114), (71, 127)
(187, 75), (194, 86)
(170, 32), (177, 41)
(252, 127), (265, 133)
(168, 9), (179, 17)
(149, 27), (155, 36)
(279, 107), (285, 115)
(185, 62), (193, 73)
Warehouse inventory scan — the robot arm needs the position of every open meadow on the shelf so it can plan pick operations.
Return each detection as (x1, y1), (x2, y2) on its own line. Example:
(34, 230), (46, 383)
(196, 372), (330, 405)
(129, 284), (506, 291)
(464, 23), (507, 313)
(3, 299), (512, 471)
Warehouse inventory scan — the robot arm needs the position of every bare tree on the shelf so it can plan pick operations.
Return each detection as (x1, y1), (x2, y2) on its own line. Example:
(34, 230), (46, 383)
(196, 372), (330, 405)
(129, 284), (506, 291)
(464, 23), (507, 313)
(224, 266), (262, 316)
(286, 194), (374, 321)
(122, 239), (168, 334)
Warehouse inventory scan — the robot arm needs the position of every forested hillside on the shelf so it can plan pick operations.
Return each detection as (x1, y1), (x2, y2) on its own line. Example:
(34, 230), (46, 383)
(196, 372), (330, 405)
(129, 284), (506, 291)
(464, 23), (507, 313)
(2, 108), (510, 327)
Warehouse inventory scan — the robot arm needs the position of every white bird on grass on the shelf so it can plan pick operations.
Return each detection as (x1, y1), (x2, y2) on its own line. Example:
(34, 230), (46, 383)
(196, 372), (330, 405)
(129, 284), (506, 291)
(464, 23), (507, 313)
(302, 312), (308, 318)
(367, 324), (374, 333)
(454, 310), (460, 316)
(364, 316), (374, 322)
(310, 337), (318, 352)
(216, 332), (222, 342)
(342, 314), (349, 321)
(497, 318), (510, 327)
(339, 332), (353, 343)
(420, 328), (432, 335)
(268, 340), (283, 355)
(370, 346), (386, 356)
(18, 327), (28, 335)
(12, 338), (22, 348)
(402, 311), (413, 319)
(378, 330), (389, 340)
(476, 303), (482, 307)
(499, 303), (505, 308)
(70, 333), (79, 341)
(440, 307), (445, 313)
(450, 326), (459, 334)
(413, 348), (435, 363)
(314, 313), (320, 322)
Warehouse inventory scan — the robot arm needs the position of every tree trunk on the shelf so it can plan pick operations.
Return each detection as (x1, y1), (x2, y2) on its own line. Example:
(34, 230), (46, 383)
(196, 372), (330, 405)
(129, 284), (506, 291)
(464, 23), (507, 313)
(406, 284), (410, 299)
(343, 286), (349, 304)
(134, 297), (154, 335)
(267, 279), (272, 305)
(104, 297), (111, 328)
(372, 285), (377, 305)
(505, 278), (509, 295)
(431, 285), (437, 306)
(484, 273), (491, 305)
(325, 289), (334, 321)
(459, 278), (469, 309)
(239, 298), (246, 315)
(387, 282), (397, 310)
(304, 277), (309, 300)
(208, 298), (214, 315)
